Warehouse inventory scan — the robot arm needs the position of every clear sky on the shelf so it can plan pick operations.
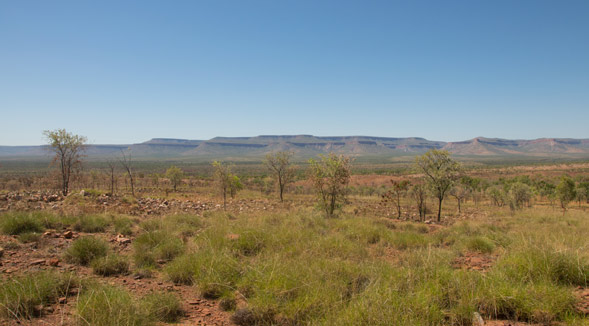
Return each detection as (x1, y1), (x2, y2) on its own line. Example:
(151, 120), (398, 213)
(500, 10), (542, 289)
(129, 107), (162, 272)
(1, 0), (588, 145)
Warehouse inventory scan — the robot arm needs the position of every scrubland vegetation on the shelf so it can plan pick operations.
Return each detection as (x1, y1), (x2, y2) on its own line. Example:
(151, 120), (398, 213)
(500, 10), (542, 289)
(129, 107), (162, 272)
(1, 141), (589, 325)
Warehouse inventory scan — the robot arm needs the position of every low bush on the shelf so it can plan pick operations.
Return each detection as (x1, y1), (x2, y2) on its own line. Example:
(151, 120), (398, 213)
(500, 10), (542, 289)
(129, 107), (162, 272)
(64, 236), (109, 266)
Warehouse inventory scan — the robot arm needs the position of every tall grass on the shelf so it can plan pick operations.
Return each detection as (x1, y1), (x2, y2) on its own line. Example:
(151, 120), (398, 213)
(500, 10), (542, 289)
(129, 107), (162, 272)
(163, 209), (589, 325)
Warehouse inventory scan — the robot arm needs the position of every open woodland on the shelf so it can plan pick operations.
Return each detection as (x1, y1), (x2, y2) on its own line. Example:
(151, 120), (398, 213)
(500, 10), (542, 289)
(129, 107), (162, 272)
(1, 155), (589, 326)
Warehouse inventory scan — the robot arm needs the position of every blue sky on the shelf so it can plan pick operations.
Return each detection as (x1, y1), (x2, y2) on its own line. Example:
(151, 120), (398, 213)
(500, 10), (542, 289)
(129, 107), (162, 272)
(1, 0), (588, 145)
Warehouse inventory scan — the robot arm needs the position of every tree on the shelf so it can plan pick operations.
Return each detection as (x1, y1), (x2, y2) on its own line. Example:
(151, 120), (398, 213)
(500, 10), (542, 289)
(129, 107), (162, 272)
(43, 129), (87, 196)
(556, 175), (576, 214)
(119, 149), (135, 197)
(382, 180), (411, 218)
(229, 175), (243, 199)
(508, 182), (532, 211)
(308, 153), (351, 217)
(487, 185), (507, 207)
(410, 183), (428, 221)
(414, 149), (461, 222)
(265, 151), (295, 202)
(165, 166), (184, 191)
(450, 182), (471, 214)
(106, 159), (117, 195)
(212, 161), (239, 210)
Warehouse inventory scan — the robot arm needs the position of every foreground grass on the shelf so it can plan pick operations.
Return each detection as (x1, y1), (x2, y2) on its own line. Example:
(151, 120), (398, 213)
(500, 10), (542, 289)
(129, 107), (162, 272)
(0, 271), (78, 319)
(161, 208), (589, 325)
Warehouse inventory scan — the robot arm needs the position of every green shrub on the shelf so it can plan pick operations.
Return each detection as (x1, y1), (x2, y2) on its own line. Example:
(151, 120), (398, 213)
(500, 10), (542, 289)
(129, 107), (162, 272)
(0, 271), (77, 319)
(73, 214), (109, 233)
(76, 284), (151, 326)
(92, 254), (130, 276)
(64, 236), (109, 266)
(0, 212), (43, 235)
(140, 292), (183, 322)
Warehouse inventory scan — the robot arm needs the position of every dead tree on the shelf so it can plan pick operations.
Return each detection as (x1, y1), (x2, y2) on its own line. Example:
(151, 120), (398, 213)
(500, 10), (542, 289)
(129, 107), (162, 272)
(119, 149), (135, 197)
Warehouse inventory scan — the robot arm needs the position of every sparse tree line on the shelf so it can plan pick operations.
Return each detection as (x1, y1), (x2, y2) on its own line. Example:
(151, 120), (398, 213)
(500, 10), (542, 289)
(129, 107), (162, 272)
(2, 129), (589, 219)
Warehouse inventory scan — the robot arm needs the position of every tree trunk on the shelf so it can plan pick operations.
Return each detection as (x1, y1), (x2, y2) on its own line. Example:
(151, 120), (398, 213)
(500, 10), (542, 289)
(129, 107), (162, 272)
(437, 197), (443, 222)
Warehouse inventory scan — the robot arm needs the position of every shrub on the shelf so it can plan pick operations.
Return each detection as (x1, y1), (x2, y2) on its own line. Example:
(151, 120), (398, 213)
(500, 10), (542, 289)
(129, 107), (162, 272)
(73, 214), (109, 233)
(140, 292), (183, 322)
(64, 236), (109, 266)
(0, 212), (44, 235)
(92, 254), (130, 276)
(0, 271), (77, 319)
(76, 284), (151, 326)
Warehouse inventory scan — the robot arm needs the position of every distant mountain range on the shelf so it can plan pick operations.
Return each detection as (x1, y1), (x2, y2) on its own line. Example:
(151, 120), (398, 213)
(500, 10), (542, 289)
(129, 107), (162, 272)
(2, 135), (589, 161)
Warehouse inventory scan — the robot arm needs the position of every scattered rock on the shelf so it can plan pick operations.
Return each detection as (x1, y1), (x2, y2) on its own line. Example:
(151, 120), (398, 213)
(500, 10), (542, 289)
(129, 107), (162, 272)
(48, 258), (60, 266)
(472, 312), (485, 326)
(30, 259), (46, 266)
(116, 234), (131, 244)
(63, 231), (73, 239)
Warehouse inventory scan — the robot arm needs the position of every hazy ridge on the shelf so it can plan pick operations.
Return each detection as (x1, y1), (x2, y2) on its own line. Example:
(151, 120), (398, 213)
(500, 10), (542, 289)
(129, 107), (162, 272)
(2, 135), (589, 160)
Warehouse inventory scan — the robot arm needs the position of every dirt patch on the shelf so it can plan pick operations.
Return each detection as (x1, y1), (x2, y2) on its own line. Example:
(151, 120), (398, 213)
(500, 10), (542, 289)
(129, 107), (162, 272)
(451, 252), (496, 272)
(575, 287), (589, 315)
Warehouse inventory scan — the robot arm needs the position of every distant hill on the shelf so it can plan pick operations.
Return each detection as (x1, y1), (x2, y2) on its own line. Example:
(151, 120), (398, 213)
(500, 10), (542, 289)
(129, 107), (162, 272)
(1, 136), (589, 161)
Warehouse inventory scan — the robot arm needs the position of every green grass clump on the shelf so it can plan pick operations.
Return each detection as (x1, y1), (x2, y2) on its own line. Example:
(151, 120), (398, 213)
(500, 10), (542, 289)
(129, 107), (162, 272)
(165, 254), (199, 285)
(232, 230), (268, 256)
(0, 271), (77, 319)
(64, 236), (109, 265)
(478, 277), (577, 323)
(73, 214), (109, 233)
(465, 236), (496, 253)
(498, 247), (589, 287)
(91, 254), (130, 276)
(0, 212), (44, 235)
(113, 215), (134, 235)
(18, 232), (41, 243)
(140, 292), (183, 322)
(76, 284), (151, 326)
(133, 230), (184, 267)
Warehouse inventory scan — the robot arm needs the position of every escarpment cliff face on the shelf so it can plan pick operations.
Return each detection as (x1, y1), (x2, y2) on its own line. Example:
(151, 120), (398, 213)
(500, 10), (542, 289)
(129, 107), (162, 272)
(2, 135), (589, 161)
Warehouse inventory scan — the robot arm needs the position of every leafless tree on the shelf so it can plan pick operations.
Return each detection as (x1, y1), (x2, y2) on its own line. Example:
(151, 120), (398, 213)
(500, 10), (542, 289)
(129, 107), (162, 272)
(119, 149), (135, 197)
(106, 159), (117, 195)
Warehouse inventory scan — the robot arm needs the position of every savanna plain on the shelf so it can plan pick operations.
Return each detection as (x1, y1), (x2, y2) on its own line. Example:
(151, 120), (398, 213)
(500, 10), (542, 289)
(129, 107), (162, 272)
(1, 155), (589, 326)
